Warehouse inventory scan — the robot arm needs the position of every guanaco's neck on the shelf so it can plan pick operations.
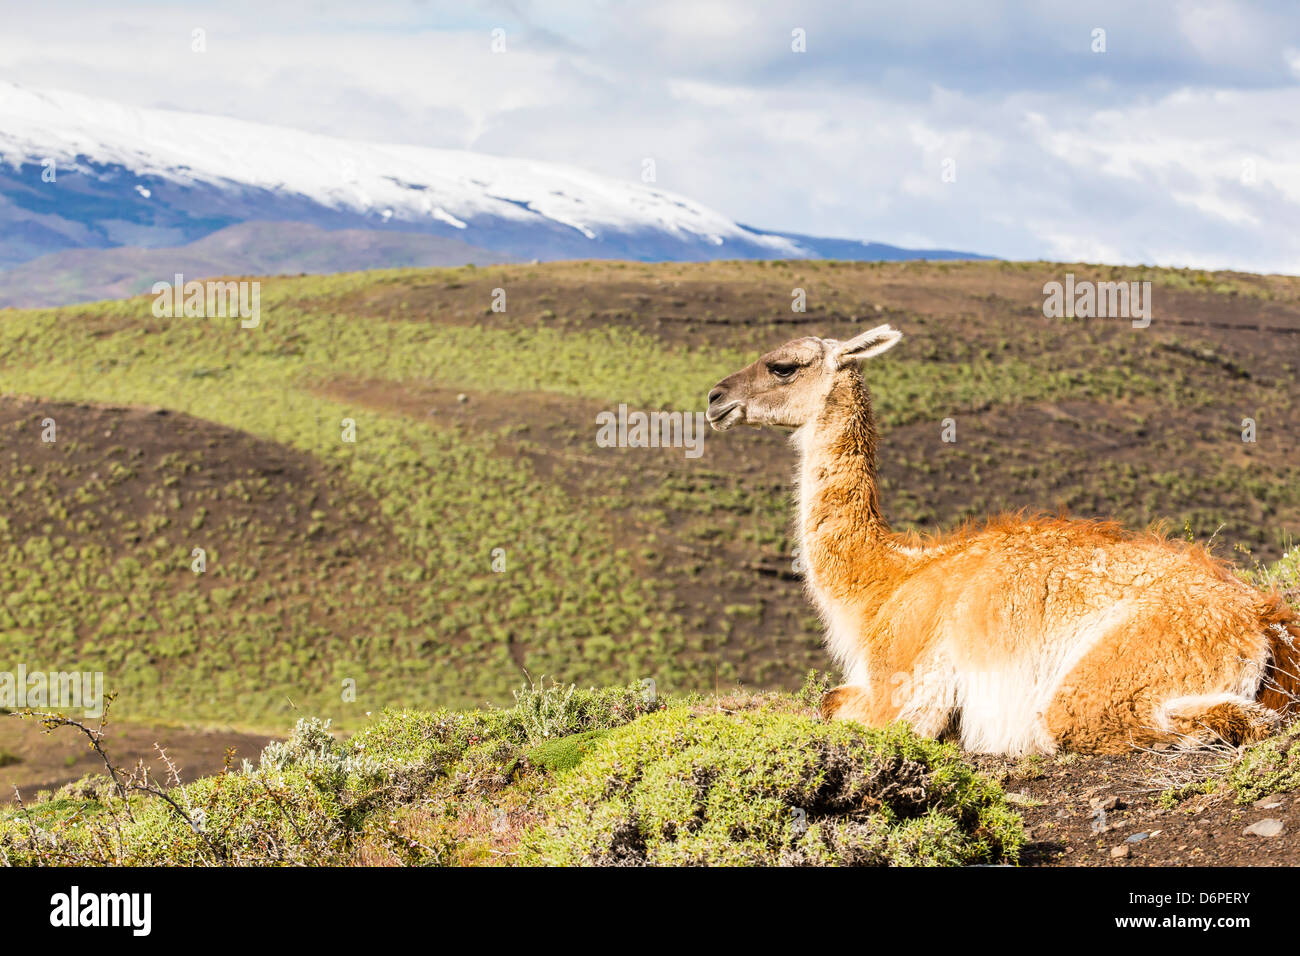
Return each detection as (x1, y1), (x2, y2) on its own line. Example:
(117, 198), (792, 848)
(794, 368), (897, 602)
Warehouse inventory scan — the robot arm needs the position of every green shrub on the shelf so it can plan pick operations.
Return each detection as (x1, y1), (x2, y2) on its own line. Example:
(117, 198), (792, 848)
(252, 717), (382, 790)
(1223, 721), (1300, 804)
(526, 729), (611, 772)
(1, 688), (1025, 867)
(498, 678), (664, 745)
(523, 708), (1022, 866)
(1158, 718), (1300, 809)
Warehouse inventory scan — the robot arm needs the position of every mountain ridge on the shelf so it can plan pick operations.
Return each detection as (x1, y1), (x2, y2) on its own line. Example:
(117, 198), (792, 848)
(0, 81), (988, 299)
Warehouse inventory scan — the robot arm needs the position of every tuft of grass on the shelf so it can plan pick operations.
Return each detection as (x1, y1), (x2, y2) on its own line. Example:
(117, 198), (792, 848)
(1157, 779), (1218, 811)
(1012, 754), (1047, 781)
(1249, 545), (1300, 606)
(503, 677), (665, 745)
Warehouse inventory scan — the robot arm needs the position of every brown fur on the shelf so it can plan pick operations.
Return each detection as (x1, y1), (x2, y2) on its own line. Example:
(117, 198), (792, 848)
(707, 325), (1295, 754)
(1258, 605), (1300, 714)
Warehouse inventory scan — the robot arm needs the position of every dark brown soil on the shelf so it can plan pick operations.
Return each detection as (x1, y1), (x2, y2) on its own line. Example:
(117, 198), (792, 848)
(0, 394), (395, 562)
(0, 714), (277, 801)
(972, 750), (1300, 866)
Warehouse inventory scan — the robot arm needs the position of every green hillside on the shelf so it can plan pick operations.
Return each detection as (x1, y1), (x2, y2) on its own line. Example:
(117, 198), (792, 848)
(1, 259), (1298, 732)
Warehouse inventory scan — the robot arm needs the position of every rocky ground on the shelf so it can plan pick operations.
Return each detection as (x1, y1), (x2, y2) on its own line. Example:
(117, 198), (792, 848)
(973, 748), (1297, 866)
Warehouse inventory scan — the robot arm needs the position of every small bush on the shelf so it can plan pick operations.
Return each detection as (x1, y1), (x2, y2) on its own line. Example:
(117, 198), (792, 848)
(523, 708), (1022, 866)
(251, 717), (383, 790)
(1223, 721), (1300, 804)
(499, 678), (664, 745)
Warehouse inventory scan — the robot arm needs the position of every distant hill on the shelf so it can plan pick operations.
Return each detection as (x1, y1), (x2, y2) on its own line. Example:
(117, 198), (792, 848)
(0, 221), (514, 308)
(765, 231), (993, 262)
(0, 81), (987, 281)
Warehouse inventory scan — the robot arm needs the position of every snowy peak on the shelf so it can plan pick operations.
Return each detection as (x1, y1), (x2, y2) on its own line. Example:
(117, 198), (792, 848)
(0, 81), (985, 282)
(0, 80), (801, 256)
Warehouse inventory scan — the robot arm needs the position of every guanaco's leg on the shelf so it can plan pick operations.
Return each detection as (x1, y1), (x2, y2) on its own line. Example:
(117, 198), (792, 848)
(819, 684), (901, 727)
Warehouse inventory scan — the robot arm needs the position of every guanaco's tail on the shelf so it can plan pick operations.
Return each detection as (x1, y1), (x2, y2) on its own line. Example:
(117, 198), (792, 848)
(1151, 605), (1297, 749)
(1158, 693), (1280, 747)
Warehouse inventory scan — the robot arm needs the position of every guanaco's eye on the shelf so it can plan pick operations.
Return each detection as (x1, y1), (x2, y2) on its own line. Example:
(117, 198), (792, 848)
(768, 362), (799, 380)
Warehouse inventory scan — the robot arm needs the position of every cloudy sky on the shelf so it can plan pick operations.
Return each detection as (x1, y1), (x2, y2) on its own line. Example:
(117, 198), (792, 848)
(4, 1), (1300, 272)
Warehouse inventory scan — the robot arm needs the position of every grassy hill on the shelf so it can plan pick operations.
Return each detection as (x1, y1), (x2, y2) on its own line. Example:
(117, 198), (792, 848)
(1, 258), (1298, 737)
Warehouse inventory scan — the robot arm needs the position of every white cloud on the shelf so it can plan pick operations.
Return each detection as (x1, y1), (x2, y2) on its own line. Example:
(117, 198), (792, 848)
(1, 0), (1298, 272)
(1287, 48), (1300, 80)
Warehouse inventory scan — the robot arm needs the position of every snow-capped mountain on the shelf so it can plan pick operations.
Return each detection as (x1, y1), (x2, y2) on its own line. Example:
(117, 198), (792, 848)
(0, 81), (984, 280)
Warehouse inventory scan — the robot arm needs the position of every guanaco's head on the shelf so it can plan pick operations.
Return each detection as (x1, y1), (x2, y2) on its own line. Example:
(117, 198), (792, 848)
(706, 324), (903, 431)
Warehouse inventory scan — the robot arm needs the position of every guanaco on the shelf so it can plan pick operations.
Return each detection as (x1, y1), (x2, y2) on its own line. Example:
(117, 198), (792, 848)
(706, 325), (1299, 754)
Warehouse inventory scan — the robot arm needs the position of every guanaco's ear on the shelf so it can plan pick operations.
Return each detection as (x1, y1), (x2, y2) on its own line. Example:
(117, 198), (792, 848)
(830, 324), (902, 368)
